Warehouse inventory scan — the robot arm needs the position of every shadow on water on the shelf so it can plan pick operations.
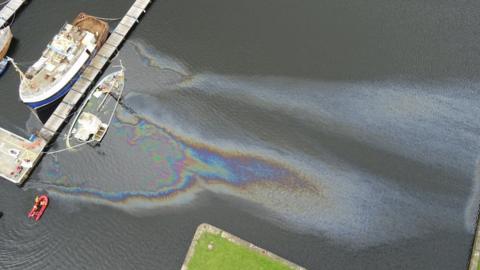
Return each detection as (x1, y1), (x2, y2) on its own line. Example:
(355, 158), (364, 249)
(34, 98), (62, 123)
(7, 38), (19, 56)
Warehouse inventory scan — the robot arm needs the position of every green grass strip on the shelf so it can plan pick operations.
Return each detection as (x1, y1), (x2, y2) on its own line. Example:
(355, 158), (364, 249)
(187, 232), (294, 270)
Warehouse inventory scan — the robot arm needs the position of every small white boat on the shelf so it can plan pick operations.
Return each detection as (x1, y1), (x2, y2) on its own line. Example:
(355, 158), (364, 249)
(66, 66), (125, 148)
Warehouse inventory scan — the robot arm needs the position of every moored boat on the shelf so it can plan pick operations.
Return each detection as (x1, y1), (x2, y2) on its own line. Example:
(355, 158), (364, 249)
(0, 26), (12, 75)
(0, 58), (8, 76)
(66, 66), (125, 147)
(17, 13), (108, 109)
(27, 195), (48, 221)
(0, 26), (12, 59)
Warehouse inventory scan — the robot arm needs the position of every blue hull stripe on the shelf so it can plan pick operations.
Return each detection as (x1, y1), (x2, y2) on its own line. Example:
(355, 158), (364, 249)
(26, 50), (96, 109)
(26, 72), (82, 109)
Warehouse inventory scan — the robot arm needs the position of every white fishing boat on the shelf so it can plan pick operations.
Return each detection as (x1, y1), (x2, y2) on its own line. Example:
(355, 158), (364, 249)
(16, 13), (108, 109)
(66, 66), (125, 148)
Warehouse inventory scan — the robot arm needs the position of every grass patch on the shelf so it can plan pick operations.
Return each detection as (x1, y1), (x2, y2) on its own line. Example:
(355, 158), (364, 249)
(187, 232), (294, 270)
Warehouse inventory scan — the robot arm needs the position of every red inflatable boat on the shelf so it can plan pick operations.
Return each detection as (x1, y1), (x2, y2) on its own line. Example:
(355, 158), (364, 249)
(28, 195), (48, 221)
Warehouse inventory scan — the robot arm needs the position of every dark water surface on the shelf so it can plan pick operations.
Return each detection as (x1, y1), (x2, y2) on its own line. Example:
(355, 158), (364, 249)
(1, 0), (479, 269)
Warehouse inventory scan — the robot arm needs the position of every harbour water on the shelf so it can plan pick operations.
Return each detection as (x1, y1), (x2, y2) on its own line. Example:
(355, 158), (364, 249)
(1, 0), (479, 269)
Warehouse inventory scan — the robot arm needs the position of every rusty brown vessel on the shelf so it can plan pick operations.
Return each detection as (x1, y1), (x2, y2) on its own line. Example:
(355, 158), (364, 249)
(73, 12), (109, 49)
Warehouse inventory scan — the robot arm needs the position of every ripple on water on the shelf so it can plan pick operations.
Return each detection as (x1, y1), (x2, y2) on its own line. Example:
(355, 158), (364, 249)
(25, 40), (478, 247)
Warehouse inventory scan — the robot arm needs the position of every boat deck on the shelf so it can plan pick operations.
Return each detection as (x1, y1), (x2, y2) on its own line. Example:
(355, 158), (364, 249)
(22, 27), (89, 96)
(79, 72), (123, 123)
(0, 127), (46, 184)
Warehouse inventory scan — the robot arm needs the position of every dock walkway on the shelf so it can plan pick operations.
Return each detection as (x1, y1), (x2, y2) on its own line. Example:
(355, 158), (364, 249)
(0, 0), (152, 185)
(0, 0), (26, 27)
(40, 0), (151, 141)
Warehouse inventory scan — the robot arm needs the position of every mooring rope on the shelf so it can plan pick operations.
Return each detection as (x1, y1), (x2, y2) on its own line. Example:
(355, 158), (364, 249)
(0, 0), (10, 6)
(48, 91), (122, 155)
(43, 139), (94, 155)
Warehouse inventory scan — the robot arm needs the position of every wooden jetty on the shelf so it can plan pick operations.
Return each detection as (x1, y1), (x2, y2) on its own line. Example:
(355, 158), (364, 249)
(0, 0), (152, 185)
(0, 0), (26, 27)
